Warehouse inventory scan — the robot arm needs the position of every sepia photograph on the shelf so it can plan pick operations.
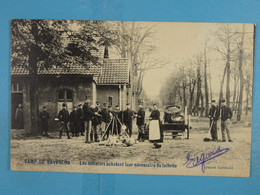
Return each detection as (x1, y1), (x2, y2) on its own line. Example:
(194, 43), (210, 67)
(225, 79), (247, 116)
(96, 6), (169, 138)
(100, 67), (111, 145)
(10, 19), (255, 177)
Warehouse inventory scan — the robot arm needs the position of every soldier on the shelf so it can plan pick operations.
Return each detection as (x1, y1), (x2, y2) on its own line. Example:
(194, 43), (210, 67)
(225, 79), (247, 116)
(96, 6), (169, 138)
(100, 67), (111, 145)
(39, 106), (50, 136)
(58, 103), (71, 139)
(91, 104), (100, 142)
(70, 106), (79, 137)
(77, 104), (85, 136)
(83, 96), (95, 143)
(113, 105), (122, 135)
(208, 100), (220, 141)
(220, 99), (233, 142)
(94, 102), (102, 137)
(15, 104), (23, 129)
(123, 103), (135, 137)
(137, 103), (145, 141)
(100, 103), (110, 140)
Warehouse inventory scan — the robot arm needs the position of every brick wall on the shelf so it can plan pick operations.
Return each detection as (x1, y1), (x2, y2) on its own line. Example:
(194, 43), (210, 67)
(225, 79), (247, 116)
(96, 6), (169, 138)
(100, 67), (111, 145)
(12, 75), (94, 132)
(96, 85), (119, 108)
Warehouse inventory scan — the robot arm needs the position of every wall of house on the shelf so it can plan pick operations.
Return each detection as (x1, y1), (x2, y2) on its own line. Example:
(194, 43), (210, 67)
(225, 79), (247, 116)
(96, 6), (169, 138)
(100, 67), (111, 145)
(12, 75), (95, 132)
(96, 85), (120, 108)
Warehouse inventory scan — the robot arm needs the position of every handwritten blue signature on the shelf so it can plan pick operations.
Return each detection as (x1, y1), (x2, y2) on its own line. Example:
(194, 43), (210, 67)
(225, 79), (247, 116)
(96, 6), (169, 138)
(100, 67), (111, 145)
(183, 146), (230, 173)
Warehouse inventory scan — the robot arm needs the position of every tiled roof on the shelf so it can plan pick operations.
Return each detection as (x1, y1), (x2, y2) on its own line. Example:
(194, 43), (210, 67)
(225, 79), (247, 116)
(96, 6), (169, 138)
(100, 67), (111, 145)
(11, 64), (102, 76)
(11, 58), (130, 85)
(97, 59), (129, 84)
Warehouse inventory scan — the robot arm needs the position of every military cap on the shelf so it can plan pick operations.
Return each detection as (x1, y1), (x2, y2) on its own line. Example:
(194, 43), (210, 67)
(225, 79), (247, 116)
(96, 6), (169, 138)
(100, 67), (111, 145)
(221, 99), (226, 103)
(211, 100), (216, 103)
(85, 95), (91, 100)
(62, 103), (67, 107)
(126, 103), (130, 106)
(43, 106), (46, 109)
(78, 104), (82, 107)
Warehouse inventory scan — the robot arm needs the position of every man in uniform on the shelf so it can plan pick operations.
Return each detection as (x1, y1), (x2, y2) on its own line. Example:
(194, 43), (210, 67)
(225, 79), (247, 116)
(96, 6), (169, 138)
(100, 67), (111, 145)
(220, 99), (233, 142)
(137, 103), (145, 141)
(91, 104), (100, 142)
(94, 102), (102, 138)
(58, 103), (71, 139)
(39, 106), (50, 136)
(70, 106), (79, 137)
(77, 104), (85, 136)
(83, 96), (95, 143)
(208, 100), (220, 141)
(100, 103), (111, 140)
(113, 105), (122, 135)
(123, 103), (135, 137)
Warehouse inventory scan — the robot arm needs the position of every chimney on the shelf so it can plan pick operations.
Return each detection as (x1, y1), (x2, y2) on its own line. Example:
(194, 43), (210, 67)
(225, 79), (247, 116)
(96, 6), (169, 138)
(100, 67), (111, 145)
(104, 45), (109, 58)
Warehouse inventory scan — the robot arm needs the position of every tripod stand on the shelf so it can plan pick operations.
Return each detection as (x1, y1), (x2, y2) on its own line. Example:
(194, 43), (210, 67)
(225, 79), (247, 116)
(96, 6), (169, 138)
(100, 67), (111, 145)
(100, 114), (129, 141)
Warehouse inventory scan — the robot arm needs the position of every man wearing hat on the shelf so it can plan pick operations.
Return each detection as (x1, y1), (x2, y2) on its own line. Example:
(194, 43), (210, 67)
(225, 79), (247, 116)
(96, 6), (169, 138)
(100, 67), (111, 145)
(77, 104), (85, 136)
(100, 103), (111, 140)
(220, 99), (233, 142)
(113, 105), (122, 135)
(83, 96), (95, 143)
(39, 106), (50, 136)
(137, 103), (145, 141)
(58, 103), (71, 139)
(123, 103), (135, 137)
(208, 100), (220, 141)
(94, 102), (102, 137)
(70, 106), (79, 137)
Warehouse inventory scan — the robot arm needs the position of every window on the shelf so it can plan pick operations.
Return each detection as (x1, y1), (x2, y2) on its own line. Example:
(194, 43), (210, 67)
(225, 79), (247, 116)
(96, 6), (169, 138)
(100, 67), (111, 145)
(11, 81), (22, 92)
(57, 89), (73, 102)
(108, 96), (113, 106)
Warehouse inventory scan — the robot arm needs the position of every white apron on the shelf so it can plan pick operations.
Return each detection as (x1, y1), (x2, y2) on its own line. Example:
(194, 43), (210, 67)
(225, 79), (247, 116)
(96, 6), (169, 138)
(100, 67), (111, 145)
(149, 120), (160, 141)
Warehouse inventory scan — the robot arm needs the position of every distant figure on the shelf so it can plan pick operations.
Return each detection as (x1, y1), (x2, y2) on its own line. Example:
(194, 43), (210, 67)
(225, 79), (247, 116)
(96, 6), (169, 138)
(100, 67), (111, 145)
(58, 103), (71, 139)
(123, 103), (135, 137)
(137, 103), (145, 141)
(70, 106), (79, 137)
(15, 104), (23, 129)
(91, 104), (100, 142)
(77, 104), (85, 136)
(220, 99), (233, 142)
(208, 100), (220, 141)
(39, 106), (49, 136)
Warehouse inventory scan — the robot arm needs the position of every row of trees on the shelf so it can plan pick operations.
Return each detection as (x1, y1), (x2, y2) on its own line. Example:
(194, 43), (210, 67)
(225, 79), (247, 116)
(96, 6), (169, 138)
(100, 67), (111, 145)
(160, 24), (254, 121)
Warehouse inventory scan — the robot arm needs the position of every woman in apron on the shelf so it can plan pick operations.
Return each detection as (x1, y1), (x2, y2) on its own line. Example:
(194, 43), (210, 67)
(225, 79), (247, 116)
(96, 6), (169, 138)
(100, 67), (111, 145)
(149, 104), (163, 145)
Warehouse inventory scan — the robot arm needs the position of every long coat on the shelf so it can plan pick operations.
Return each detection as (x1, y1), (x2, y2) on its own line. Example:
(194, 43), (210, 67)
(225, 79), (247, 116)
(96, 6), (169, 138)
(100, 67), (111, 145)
(39, 111), (49, 131)
(58, 109), (70, 124)
(136, 108), (145, 126)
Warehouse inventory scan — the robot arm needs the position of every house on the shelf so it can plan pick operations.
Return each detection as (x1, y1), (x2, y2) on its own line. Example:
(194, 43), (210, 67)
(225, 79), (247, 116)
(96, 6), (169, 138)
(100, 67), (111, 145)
(11, 57), (130, 131)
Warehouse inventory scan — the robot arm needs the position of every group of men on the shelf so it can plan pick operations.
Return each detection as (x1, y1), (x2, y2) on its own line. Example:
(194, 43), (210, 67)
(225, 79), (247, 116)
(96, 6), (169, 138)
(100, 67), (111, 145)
(208, 99), (233, 142)
(39, 96), (148, 143)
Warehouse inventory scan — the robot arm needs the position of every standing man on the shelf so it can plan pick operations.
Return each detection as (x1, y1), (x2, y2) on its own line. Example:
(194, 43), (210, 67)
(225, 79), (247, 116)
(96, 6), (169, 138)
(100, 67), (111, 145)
(83, 96), (95, 143)
(220, 99), (233, 142)
(137, 104), (145, 141)
(123, 103), (135, 137)
(77, 104), (85, 136)
(15, 104), (23, 129)
(100, 103), (110, 140)
(94, 102), (102, 138)
(113, 105), (122, 135)
(91, 104), (100, 142)
(39, 106), (50, 136)
(208, 100), (220, 141)
(70, 106), (79, 137)
(58, 103), (71, 139)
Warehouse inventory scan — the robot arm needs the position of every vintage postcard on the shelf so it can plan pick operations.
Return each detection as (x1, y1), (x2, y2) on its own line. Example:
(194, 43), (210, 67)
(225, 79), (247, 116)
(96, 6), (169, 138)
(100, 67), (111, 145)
(11, 19), (255, 177)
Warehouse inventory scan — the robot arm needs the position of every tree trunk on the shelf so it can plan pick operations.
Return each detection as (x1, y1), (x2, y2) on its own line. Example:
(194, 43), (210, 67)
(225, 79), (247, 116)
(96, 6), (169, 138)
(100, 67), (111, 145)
(204, 46), (209, 117)
(237, 25), (245, 121)
(225, 58), (231, 107)
(29, 45), (39, 135)
(219, 64), (228, 106)
(232, 75), (237, 112)
(195, 61), (201, 116)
